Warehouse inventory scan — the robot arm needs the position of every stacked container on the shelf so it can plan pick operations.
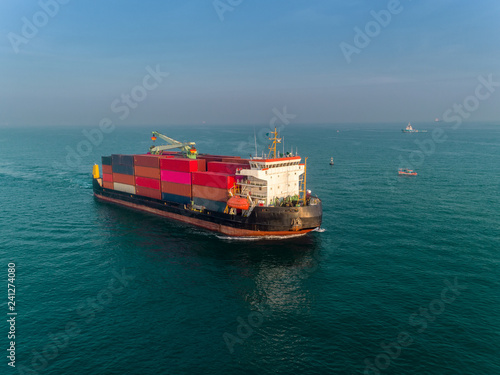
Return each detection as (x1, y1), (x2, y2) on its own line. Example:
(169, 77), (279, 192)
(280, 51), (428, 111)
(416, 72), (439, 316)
(133, 154), (162, 199)
(101, 156), (114, 189)
(207, 161), (249, 175)
(191, 172), (235, 212)
(160, 158), (198, 205)
(100, 154), (244, 212)
(110, 154), (136, 194)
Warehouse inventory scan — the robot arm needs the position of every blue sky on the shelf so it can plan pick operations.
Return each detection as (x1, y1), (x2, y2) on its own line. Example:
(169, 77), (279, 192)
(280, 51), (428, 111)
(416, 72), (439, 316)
(0, 0), (499, 126)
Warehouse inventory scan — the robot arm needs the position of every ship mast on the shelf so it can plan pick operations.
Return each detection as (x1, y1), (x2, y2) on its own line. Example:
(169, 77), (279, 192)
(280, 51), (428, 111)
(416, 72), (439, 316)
(267, 127), (281, 159)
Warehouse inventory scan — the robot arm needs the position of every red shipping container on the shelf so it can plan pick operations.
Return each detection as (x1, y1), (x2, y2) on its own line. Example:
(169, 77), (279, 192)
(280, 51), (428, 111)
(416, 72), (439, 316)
(221, 158), (246, 163)
(197, 156), (222, 163)
(205, 155), (240, 159)
(134, 166), (161, 179)
(102, 165), (113, 174)
(159, 158), (199, 172)
(197, 158), (207, 172)
(134, 154), (160, 168)
(192, 185), (228, 202)
(135, 176), (161, 190)
(103, 181), (114, 189)
(102, 173), (113, 183)
(160, 170), (191, 184)
(161, 181), (192, 197)
(113, 173), (135, 185)
(161, 151), (180, 156)
(135, 186), (162, 200)
(191, 172), (235, 189)
(207, 162), (249, 175)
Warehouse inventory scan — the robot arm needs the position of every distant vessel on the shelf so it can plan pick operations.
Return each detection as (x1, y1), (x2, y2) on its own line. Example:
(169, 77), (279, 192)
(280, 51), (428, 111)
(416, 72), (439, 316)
(330, 157), (334, 166)
(402, 122), (418, 133)
(398, 168), (417, 176)
(402, 122), (427, 133)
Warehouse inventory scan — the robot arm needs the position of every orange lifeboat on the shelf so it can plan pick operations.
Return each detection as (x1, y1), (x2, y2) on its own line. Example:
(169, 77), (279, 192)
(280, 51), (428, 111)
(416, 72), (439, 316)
(227, 196), (250, 210)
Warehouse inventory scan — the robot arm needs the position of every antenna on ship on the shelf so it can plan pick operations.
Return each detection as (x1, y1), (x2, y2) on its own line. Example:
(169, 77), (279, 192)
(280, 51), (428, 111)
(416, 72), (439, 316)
(254, 128), (258, 158)
(267, 127), (281, 159)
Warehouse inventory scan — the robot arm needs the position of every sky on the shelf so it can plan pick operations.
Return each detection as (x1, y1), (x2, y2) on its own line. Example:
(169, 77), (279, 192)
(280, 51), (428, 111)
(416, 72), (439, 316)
(0, 0), (499, 126)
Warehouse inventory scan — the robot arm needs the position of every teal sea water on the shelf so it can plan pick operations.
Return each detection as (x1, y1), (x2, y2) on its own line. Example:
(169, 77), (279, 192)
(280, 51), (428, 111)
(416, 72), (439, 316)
(1, 123), (499, 374)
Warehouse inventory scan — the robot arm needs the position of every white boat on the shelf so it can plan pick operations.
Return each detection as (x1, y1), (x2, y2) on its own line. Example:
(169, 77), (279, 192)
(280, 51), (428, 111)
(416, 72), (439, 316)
(402, 122), (417, 133)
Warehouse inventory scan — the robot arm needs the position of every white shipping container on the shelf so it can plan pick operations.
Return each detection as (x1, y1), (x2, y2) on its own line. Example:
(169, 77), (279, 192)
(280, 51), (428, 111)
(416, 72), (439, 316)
(113, 182), (136, 195)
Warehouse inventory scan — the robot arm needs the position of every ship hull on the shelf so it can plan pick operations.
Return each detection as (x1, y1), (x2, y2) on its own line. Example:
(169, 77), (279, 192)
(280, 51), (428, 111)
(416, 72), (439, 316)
(93, 178), (322, 237)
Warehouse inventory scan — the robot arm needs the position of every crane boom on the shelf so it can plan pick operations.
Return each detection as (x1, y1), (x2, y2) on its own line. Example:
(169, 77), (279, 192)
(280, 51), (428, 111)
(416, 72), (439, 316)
(149, 131), (198, 159)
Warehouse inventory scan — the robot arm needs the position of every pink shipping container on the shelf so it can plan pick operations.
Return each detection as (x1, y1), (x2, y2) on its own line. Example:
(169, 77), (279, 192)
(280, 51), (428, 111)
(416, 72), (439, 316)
(192, 172), (235, 189)
(160, 170), (192, 185)
(135, 176), (161, 190)
(207, 162), (249, 175)
(160, 158), (199, 173)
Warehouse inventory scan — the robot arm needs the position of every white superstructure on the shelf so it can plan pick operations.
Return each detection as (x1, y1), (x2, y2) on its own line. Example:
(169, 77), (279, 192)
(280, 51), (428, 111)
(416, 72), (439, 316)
(237, 156), (304, 206)
(235, 128), (306, 207)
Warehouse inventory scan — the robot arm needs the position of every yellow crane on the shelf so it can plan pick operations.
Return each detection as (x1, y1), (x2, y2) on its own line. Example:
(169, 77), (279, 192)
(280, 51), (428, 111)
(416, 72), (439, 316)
(149, 131), (198, 159)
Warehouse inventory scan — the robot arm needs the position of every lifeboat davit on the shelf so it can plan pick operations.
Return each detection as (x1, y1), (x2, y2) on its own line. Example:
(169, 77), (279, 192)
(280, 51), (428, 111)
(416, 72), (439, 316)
(227, 196), (250, 210)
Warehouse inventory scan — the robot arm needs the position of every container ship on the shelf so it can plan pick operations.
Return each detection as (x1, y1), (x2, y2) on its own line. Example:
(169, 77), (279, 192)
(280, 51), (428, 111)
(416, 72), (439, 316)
(92, 129), (322, 237)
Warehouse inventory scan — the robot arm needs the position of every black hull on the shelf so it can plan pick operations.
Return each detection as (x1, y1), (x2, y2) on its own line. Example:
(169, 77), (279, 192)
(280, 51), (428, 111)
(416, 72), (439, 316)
(93, 178), (322, 237)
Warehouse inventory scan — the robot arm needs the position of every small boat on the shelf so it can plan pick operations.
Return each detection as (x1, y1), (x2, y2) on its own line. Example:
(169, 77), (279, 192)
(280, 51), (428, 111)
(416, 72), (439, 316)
(402, 122), (418, 133)
(330, 157), (334, 166)
(398, 168), (417, 176)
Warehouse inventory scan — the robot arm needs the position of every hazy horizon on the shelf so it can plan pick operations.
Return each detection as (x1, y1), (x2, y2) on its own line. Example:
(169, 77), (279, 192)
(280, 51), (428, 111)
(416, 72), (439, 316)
(1, 1), (499, 127)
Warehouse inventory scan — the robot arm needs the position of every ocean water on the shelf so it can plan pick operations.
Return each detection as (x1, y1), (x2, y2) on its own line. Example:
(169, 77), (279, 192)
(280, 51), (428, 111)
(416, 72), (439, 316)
(1, 123), (499, 374)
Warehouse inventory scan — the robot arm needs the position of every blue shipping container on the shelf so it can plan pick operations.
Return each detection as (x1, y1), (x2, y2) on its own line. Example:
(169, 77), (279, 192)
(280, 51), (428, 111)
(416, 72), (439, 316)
(112, 164), (134, 176)
(102, 156), (112, 166)
(111, 154), (134, 166)
(193, 197), (227, 212)
(161, 193), (191, 205)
